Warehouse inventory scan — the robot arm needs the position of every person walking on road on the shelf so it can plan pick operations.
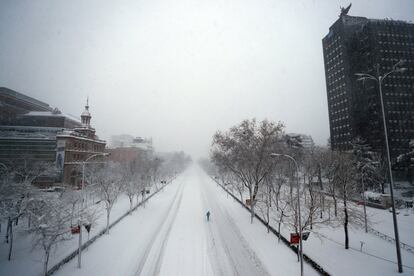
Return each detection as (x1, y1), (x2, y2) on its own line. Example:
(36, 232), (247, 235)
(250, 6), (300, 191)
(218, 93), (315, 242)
(206, 211), (211, 221)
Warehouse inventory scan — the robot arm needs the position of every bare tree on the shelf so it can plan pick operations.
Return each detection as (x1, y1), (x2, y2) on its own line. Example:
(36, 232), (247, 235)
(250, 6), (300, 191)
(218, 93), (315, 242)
(211, 119), (285, 223)
(331, 152), (364, 249)
(27, 194), (73, 276)
(120, 163), (137, 214)
(0, 160), (55, 261)
(87, 162), (123, 234)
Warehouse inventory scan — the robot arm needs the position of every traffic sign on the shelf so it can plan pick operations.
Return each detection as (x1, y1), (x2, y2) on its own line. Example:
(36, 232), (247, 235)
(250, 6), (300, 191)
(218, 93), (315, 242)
(290, 233), (300, 245)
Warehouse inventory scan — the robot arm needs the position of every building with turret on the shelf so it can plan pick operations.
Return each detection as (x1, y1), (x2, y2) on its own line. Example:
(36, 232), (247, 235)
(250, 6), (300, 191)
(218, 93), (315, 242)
(56, 99), (106, 186)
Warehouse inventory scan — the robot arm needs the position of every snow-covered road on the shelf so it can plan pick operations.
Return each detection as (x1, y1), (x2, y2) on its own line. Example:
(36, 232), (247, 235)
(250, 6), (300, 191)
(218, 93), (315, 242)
(56, 165), (317, 276)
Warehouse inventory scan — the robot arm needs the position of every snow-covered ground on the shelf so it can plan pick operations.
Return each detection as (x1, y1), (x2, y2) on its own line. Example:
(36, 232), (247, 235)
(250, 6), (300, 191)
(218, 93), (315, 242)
(5, 164), (410, 276)
(224, 181), (414, 275)
(55, 165), (318, 276)
(272, 201), (414, 275)
(0, 186), (158, 276)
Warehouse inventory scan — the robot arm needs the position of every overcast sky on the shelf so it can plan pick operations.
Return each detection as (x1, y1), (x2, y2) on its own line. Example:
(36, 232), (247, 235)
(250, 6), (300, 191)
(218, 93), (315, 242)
(1, 0), (413, 158)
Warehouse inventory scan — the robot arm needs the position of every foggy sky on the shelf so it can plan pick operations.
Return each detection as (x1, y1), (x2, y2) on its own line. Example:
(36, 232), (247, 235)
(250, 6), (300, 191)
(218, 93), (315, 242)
(1, 0), (413, 158)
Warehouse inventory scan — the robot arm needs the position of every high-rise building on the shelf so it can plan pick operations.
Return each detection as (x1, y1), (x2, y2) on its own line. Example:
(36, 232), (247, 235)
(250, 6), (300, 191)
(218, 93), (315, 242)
(322, 9), (414, 173)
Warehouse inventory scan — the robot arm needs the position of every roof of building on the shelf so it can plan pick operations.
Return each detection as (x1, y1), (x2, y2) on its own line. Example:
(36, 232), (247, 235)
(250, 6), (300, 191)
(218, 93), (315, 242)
(0, 87), (52, 111)
(23, 110), (81, 123)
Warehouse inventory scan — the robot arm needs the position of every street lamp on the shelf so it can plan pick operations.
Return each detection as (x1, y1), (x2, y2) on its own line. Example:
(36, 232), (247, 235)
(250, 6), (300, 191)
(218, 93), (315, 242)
(356, 60), (406, 273)
(271, 153), (303, 276)
(78, 152), (110, 269)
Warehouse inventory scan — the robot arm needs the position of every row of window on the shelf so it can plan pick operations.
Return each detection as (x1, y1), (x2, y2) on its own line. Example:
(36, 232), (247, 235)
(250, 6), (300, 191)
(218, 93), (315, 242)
(384, 83), (414, 89)
(70, 141), (104, 152)
(72, 153), (85, 161)
(380, 49), (414, 56)
(327, 66), (345, 78)
(390, 129), (413, 133)
(377, 32), (413, 39)
(331, 113), (350, 123)
(328, 89), (347, 101)
(379, 41), (414, 47)
(387, 101), (414, 106)
(384, 92), (413, 97)
(326, 59), (344, 73)
(332, 123), (350, 132)
(388, 110), (414, 115)
(325, 36), (341, 49)
(332, 132), (351, 139)
(330, 98), (348, 108)
(326, 52), (343, 64)
(326, 46), (342, 58)
(327, 74), (346, 86)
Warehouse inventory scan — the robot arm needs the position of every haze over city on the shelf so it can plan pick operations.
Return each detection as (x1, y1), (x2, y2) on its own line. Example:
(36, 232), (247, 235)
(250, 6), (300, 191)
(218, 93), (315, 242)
(1, 0), (413, 158)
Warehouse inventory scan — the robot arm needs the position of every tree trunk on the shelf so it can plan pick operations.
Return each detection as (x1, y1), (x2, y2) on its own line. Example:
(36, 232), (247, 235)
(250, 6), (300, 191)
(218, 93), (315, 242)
(333, 194), (338, 217)
(106, 210), (111, 234)
(278, 211), (284, 243)
(5, 217), (10, 244)
(344, 195), (349, 249)
(8, 219), (13, 261)
(266, 205), (270, 233)
(310, 191), (314, 230)
(278, 222), (281, 243)
(27, 214), (31, 229)
(43, 249), (50, 276)
(250, 202), (255, 224)
(319, 166), (324, 218)
(129, 197), (133, 214)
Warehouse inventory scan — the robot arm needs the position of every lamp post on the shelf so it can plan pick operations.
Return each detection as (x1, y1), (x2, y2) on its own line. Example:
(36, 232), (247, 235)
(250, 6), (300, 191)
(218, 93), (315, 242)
(78, 152), (109, 269)
(356, 60), (406, 273)
(271, 153), (303, 276)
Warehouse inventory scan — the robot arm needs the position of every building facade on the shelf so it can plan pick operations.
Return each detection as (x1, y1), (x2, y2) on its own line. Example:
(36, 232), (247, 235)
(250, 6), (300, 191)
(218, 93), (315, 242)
(0, 88), (82, 166)
(56, 100), (106, 186)
(322, 12), (414, 172)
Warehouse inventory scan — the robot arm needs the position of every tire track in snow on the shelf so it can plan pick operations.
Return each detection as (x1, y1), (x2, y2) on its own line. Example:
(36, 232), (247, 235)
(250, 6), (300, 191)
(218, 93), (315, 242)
(200, 175), (270, 276)
(134, 181), (185, 276)
(200, 182), (239, 276)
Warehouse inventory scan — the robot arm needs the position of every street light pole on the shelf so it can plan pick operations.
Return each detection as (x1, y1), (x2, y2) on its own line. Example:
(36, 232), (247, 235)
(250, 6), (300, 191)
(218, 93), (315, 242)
(356, 61), (406, 273)
(271, 153), (303, 276)
(78, 152), (109, 269)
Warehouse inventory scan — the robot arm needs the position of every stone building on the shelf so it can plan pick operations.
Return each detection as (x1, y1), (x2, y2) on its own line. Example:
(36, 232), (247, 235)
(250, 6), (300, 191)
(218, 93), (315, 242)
(56, 100), (106, 186)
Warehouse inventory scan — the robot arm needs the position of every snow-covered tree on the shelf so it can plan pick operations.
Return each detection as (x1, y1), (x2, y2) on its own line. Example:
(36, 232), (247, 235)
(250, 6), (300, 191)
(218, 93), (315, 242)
(331, 152), (364, 249)
(211, 118), (285, 223)
(27, 194), (73, 276)
(0, 160), (55, 261)
(87, 162), (123, 234)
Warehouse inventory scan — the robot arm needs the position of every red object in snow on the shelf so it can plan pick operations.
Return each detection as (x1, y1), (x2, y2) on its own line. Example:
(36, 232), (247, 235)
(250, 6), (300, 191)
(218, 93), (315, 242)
(290, 233), (300, 245)
(71, 225), (80, 234)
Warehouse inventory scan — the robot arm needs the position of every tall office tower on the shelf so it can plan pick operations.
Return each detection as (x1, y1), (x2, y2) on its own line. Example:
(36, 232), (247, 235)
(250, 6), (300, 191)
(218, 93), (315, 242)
(322, 9), (414, 175)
